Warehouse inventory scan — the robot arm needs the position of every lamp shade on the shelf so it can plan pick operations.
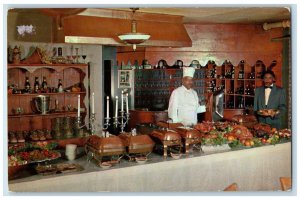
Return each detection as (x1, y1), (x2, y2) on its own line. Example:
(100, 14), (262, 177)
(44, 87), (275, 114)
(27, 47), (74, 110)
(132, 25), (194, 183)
(118, 33), (151, 44)
(117, 9), (151, 50)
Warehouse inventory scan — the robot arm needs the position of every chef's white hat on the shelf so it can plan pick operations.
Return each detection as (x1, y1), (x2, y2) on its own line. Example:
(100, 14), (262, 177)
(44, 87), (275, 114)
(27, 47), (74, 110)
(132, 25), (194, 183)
(183, 67), (195, 78)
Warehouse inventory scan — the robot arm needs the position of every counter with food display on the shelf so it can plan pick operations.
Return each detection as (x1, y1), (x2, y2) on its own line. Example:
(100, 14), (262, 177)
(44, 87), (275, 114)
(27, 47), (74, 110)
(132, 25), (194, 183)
(8, 120), (292, 192)
(8, 141), (291, 192)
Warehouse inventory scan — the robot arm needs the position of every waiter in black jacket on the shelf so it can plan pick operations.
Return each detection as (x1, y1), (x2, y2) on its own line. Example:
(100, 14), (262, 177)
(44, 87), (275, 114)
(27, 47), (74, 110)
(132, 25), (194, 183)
(253, 70), (287, 129)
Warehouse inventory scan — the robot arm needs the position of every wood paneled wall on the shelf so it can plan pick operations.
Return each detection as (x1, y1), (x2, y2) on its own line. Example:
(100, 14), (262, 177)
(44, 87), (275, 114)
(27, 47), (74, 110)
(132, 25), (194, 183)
(117, 24), (284, 86)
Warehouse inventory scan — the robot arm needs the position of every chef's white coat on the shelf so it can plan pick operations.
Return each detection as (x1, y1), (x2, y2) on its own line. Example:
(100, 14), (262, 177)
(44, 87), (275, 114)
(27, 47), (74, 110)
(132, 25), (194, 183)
(168, 85), (206, 126)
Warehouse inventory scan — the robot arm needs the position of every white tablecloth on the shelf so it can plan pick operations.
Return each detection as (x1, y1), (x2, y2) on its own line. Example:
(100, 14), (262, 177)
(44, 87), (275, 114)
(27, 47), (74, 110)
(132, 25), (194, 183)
(8, 142), (291, 192)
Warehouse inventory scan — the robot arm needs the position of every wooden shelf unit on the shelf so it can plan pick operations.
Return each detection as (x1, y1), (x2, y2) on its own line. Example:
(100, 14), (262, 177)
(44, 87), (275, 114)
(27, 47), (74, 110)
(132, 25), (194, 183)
(7, 63), (88, 133)
(134, 68), (206, 111)
(8, 91), (86, 96)
(132, 60), (271, 114)
(8, 111), (84, 118)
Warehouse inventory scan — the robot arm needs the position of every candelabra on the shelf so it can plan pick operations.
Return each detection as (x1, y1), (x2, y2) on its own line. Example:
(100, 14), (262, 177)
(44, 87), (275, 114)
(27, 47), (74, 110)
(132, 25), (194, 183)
(76, 113), (97, 135)
(79, 113), (98, 163)
(113, 111), (130, 133)
(103, 117), (111, 130)
(101, 116), (111, 138)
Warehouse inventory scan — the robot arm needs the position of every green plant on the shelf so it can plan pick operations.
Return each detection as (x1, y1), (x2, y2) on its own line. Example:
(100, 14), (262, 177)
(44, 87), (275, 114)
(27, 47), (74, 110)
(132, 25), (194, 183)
(228, 139), (243, 149)
(202, 134), (228, 146)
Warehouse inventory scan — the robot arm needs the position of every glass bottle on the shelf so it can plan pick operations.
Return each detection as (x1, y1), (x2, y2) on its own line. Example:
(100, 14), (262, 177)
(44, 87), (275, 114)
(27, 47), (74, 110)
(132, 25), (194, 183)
(231, 66), (235, 79)
(58, 79), (63, 93)
(34, 77), (40, 93)
(239, 97), (244, 108)
(24, 77), (31, 93)
(41, 76), (47, 90)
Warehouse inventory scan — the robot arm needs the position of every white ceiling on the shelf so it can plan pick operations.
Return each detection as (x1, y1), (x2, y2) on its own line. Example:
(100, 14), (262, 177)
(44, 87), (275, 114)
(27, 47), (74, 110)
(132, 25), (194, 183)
(11, 7), (291, 24)
(109, 7), (291, 24)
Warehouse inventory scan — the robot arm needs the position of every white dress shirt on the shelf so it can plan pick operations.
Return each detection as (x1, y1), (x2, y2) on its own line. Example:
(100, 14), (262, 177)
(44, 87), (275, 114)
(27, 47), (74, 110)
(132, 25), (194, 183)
(168, 85), (206, 126)
(265, 84), (273, 105)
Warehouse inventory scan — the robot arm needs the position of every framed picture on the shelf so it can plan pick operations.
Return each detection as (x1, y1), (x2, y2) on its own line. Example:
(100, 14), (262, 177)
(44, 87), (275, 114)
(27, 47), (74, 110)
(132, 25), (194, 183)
(118, 70), (132, 88)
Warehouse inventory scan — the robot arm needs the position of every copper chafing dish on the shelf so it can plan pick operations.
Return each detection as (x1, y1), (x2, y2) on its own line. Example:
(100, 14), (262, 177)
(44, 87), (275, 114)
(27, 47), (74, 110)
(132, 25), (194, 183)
(156, 121), (201, 154)
(174, 127), (202, 154)
(118, 132), (155, 159)
(156, 121), (183, 129)
(136, 123), (158, 135)
(85, 135), (126, 164)
(150, 129), (182, 158)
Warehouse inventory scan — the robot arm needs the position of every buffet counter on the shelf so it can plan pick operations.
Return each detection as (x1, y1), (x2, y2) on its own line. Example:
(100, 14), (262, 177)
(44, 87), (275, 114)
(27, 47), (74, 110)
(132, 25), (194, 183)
(8, 142), (291, 192)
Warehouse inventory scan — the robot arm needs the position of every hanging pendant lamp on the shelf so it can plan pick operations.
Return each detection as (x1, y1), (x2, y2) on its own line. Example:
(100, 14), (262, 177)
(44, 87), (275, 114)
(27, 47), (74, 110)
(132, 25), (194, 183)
(118, 8), (151, 51)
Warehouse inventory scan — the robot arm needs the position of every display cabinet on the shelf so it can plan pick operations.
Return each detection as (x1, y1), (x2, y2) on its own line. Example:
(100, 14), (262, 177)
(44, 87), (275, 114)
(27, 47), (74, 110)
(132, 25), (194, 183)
(132, 60), (274, 120)
(7, 64), (88, 145)
(134, 68), (206, 111)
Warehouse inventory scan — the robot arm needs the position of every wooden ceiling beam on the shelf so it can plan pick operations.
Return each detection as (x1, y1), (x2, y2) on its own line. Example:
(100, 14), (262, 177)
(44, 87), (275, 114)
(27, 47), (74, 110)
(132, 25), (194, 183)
(78, 8), (184, 24)
(62, 15), (192, 47)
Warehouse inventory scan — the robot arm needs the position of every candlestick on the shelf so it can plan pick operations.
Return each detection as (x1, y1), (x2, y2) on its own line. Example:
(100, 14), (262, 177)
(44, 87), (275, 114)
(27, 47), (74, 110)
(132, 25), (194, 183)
(121, 90), (124, 112)
(126, 93), (129, 114)
(77, 95), (80, 118)
(114, 110), (130, 133)
(115, 96), (118, 118)
(55, 99), (59, 111)
(106, 96), (110, 118)
(92, 92), (95, 114)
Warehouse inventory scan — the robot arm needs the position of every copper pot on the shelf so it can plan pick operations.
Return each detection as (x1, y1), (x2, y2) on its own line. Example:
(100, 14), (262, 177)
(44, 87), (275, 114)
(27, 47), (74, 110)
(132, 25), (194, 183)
(153, 111), (168, 124)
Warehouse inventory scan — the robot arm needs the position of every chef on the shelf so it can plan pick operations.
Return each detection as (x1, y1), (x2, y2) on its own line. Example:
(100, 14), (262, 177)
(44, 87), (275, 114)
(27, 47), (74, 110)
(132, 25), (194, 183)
(254, 70), (286, 129)
(168, 67), (206, 126)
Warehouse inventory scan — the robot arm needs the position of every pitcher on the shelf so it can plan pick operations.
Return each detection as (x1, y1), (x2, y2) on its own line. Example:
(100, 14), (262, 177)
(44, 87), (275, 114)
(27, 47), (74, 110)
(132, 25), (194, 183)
(33, 95), (50, 114)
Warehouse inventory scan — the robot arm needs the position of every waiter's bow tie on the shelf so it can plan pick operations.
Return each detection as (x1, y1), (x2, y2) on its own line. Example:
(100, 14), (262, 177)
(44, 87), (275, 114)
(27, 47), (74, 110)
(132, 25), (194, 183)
(265, 86), (273, 89)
